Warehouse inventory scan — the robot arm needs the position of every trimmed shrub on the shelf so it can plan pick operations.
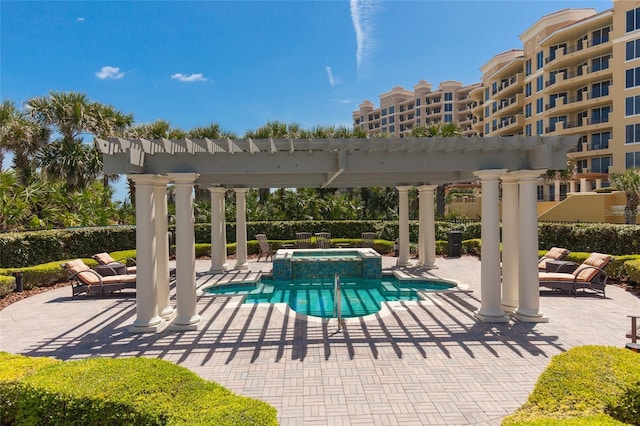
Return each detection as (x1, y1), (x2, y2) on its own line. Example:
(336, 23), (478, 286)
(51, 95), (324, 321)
(0, 259), (97, 291)
(0, 354), (277, 425)
(539, 222), (640, 256)
(503, 346), (640, 425)
(625, 259), (640, 284)
(0, 276), (15, 298)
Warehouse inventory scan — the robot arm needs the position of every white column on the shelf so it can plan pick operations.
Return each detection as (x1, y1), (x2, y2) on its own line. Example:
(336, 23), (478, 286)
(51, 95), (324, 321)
(128, 175), (164, 333)
(554, 179), (561, 202)
(168, 173), (201, 330)
(473, 170), (509, 323)
(234, 188), (249, 270)
(154, 176), (174, 321)
(396, 186), (411, 266)
(595, 178), (602, 190)
(500, 174), (519, 314)
(542, 183), (550, 202)
(580, 177), (588, 192)
(569, 180), (576, 193)
(209, 187), (229, 273)
(417, 185), (437, 269)
(513, 170), (548, 323)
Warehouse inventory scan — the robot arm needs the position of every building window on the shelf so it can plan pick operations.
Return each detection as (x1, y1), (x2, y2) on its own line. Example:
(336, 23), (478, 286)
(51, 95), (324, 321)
(485, 123), (490, 134)
(592, 55), (610, 72)
(525, 123), (532, 136)
(592, 26), (610, 45)
(444, 114), (453, 122)
(536, 51), (544, 70)
(549, 116), (567, 132)
(389, 125), (395, 133)
(444, 92), (453, 101)
(626, 151), (640, 168)
(525, 82), (532, 98)
(592, 132), (610, 150)
(626, 67), (640, 88)
(485, 88), (490, 101)
(415, 98), (421, 106)
(626, 123), (640, 144)
(388, 106), (395, 114)
(627, 7), (640, 33)
(382, 118), (387, 125)
(444, 103), (453, 112)
(536, 119), (544, 135)
(627, 95), (640, 116)
(592, 81), (610, 98)
(591, 106), (611, 124)
(536, 98), (544, 114)
(381, 108), (387, 116)
(388, 116), (395, 124)
(525, 103), (532, 118)
(627, 39), (640, 60)
(536, 76), (544, 92)
(525, 59), (532, 76)
(591, 156), (611, 173)
(415, 109), (421, 116)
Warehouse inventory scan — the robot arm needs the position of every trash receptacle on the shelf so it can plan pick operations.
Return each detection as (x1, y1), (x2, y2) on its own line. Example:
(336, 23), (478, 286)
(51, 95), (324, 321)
(447, 231), (462, 257)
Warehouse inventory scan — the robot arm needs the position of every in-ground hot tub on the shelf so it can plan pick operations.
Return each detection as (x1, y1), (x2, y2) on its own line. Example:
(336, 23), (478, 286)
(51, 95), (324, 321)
(272, 248), (382, 281)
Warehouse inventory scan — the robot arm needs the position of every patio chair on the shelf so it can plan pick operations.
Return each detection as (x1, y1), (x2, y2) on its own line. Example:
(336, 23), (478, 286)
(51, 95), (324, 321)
(539, 252), (613, 297)
(255, 234), (275, 261)
(296, 232), (313, 249)
(62, 259), (136, 298)
(538, 247), (570, 271)
(93, 252), (137, 274)
(361, 232), (376, 248)
(627, 315), (640, 344)
(315, 232), (331, 249)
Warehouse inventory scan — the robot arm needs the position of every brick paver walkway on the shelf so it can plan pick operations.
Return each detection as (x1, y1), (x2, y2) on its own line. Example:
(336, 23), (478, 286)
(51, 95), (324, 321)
(1, 256), (639, 425)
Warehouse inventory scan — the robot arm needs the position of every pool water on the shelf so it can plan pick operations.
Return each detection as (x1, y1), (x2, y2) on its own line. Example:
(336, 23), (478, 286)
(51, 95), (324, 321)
(204, 276), (455, 318)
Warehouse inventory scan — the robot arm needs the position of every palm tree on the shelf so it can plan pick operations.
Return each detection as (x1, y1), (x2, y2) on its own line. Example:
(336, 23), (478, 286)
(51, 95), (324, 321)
(0, 100), (50, 182)
(187, 123), (237, 140)
(26, 92), (133, 192)
(610, 168), (640, 224)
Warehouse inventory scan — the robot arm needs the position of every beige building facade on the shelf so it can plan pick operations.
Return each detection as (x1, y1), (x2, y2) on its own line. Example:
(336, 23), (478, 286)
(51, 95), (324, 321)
(354, 1), (640, 200)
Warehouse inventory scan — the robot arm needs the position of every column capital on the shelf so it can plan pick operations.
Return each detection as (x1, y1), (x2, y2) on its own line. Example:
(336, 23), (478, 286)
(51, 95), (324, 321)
(208, 186), (226, 195)
(153, 175), (170, 186)
(510, 169), (547, 182)
(473, 169), (508, 181)
(167, 173), (199, 185)
(396, 185), (411, 192)
(233, 187), (250, 194)
(417, 184), (438, 192)
(128, 174), (161, 186)
(500, 171), (520, 183)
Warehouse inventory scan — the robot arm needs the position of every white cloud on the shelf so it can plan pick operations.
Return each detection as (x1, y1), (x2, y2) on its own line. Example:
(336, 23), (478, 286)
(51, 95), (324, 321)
(76, 17), (85, 22)
(95, 66), (124, 80)
(350, 0), (378, 72)
(336, 98), (353, 104)
(325, 66), (335, 87)
(171, 73), (207, 82)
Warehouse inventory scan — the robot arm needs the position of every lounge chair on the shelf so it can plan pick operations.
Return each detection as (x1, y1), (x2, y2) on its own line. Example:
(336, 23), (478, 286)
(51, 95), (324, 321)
(539, 252), (613, 297)
(315, 232), (331, 249)
(255, 234), (274, 261)
(361, 232), (376, 248)
(62, 259), (136, 297)
(627, 315), (640, 344)
(538, 247), (570, 271)
(93, 252), (137, 274)
(296, 232), (313, 249)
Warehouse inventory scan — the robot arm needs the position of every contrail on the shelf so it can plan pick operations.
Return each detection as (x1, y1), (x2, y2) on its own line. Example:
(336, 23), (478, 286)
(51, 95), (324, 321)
(350, 0), (376, 72)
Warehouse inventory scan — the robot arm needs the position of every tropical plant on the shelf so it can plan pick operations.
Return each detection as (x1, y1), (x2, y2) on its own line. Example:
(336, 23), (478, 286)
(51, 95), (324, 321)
(26, 92), (134, 192)
(610, 168), (640, 224)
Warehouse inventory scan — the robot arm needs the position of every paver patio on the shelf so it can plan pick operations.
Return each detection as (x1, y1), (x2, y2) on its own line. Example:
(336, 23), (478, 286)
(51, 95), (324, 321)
(1, 255), (639, 425)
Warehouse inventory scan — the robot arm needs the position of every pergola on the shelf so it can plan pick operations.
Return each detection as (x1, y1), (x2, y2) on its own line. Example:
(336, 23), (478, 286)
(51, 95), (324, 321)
(98, 135), (577, 332)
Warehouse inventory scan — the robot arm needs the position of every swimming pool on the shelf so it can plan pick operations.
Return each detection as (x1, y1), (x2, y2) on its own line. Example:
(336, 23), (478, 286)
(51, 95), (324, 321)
(203, 275), (456, 318)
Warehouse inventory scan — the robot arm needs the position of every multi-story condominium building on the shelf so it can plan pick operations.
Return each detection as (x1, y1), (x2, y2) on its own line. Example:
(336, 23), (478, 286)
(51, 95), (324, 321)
(352, 81), (481, 138)
(356, 1), (640, 197)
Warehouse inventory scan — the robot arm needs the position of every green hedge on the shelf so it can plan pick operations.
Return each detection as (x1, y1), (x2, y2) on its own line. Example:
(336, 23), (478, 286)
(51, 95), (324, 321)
(503, 346), (640, 425)
(0, 352), (277, 425)
(539, 223), (640, 256)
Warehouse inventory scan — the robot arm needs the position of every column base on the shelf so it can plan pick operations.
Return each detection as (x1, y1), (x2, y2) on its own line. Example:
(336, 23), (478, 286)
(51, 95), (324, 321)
(421, 262), (438, 270)
(474, 310), (510, 323)
(159, 306), (176, 321)
(169, 314), (202, 331)
(397, 259), (411, 267)
(501, 300), (518, 314)
(513, 310), (549, 323)
(234, 262), (249, 270)
(129, 317), (168, 333)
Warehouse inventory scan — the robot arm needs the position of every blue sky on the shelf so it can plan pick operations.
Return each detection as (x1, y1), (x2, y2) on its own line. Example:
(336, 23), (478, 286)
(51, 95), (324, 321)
(2, 0), (609, 198)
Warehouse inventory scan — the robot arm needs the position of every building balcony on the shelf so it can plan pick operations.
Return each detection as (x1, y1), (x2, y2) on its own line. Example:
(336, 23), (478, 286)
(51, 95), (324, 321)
(491, 73), (523, 98)
(545, 66), (612, 93)
(544, 39), (611, 69)
(547, 93), (611, 116)
(545, 116), (612, 135)
(491, 115), (523, 136)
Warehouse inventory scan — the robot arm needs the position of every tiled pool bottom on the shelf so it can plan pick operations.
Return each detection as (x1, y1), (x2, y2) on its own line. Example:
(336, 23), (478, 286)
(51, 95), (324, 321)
(203, 276), (456, 318)
(273, 248), (382, 281)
